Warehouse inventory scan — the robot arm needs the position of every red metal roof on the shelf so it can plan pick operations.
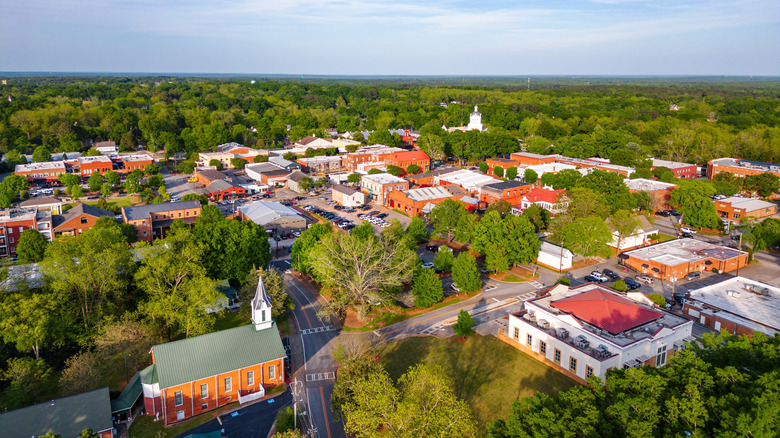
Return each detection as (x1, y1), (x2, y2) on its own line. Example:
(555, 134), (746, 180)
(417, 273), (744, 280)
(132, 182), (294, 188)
(550, 289), (663, 334)
(524, 188), (564, 204)
(392, 150), (429, 163)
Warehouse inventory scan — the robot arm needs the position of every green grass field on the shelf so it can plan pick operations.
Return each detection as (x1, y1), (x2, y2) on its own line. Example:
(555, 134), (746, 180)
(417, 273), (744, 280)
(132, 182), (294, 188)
(380, 335), (577, 428)
(84, 196), (139, 209)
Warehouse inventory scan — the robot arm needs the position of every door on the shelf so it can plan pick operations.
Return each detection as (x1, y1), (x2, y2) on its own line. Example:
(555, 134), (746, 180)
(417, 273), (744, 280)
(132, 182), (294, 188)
(177, 410), (185, 421)
(714, 321), (721, 331)
(700, 315), (706, 324)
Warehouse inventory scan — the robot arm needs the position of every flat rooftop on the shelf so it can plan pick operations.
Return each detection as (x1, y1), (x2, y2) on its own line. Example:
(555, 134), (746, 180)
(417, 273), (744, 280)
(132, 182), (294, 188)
(120, 153), (155, 162)
(687, 277), (780, 334)
(651, 158), (695, 169)
(718, 196), (777, 212)
(624, 239), (746, 264)
(624, 178), (678, 192)
(362, 173), (407, 184)
(711, 158), (780, 173)
(404, 186), (454, 202)
(435, 169), (498, 189)
(78, 155), (112, 164)
(15, 161), (66, 172)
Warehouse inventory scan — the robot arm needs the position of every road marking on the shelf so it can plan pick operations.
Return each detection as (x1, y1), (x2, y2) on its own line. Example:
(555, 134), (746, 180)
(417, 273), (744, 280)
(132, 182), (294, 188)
(515, 292), (536, 301)
(484, 284), (497, 292)
(529, 280), (544, 289)
(491, 298), (499, 303)
(319, 386), (333, 438)
(306, 372), (336, 382)
(287, 284), (313, 329)
(301, 326), (334, 335)
(382, 301), (479, 336)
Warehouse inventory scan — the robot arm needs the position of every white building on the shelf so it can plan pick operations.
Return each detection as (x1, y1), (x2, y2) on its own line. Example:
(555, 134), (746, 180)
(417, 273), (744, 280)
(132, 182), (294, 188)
(442, 106), (485, 132)
(536, 242), (573, 271)
(606, 215), (658, 251)
(504, 283), (693, 383)
(332, 185), (366, 207)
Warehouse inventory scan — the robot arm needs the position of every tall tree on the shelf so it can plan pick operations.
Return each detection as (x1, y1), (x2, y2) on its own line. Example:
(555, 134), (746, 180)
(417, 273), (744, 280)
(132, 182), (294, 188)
(0, 291), (57, 359)
(2, 357), (52, 408)
(433, 246), (455, 272)
(193, 214), (271, 284)
(88, 171), (104, 192)
(560, 216), (613, 257)
(291, 223), (331, 274)
(15, 229), (49, 264)
(452, 252), (481, 293)
(524, 168), (538, 184)
(412, 268), (444, 308)
(430, 199), (467, 242)
(671, 187), (721, 229)
(472, 211), (540, 270)
(405, 216), (430, 245)
(609, 210), (641, 254)
(238, 267), (294, 321)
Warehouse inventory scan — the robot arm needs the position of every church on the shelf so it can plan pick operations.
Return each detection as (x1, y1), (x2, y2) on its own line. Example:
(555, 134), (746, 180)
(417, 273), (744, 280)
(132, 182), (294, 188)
(140, 275), (286, 425)
(443, 105), (486, 132)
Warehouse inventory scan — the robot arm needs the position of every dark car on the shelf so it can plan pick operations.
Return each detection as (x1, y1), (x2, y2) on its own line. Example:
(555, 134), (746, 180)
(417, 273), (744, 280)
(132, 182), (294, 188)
(377, 213), (388, 219)
(730, 234), (742, 240)
(681, 232), (693, 238)
(657, 210), (671, 217)
(670, 210), (681, 217)
(368, 210), (379, 216)
(585, 275), (604, 283)
(602, 269), (619, 280)
(624, 277), (641, 290)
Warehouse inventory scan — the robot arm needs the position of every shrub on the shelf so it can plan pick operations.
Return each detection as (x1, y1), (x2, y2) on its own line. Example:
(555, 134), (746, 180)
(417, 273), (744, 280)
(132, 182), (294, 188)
(612, 280), (627, 292)
(555, 277), (571, 286)
(275, 406), (296, 433)
(647, 293), (666, 307)
(453, 310), (475, 337)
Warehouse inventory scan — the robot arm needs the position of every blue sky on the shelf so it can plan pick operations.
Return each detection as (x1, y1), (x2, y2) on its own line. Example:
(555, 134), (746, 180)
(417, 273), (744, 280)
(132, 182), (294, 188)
(1, 0), (778, 75)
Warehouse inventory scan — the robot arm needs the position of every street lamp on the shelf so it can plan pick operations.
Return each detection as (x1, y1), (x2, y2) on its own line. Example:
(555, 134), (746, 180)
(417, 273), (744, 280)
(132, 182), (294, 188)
(123, 353), (132, 384)
(291, 379), (304, 430)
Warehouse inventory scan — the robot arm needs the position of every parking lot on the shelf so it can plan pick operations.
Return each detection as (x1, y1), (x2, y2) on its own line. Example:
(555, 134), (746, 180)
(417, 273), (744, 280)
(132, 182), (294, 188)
(295, 193), (412, 233)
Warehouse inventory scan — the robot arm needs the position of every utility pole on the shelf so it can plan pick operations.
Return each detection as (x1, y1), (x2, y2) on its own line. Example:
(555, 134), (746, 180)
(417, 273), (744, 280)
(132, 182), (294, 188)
(736, 232), (743, 277)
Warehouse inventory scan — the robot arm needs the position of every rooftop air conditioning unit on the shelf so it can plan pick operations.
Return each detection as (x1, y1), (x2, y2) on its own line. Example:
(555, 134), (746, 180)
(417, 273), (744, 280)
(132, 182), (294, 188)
(556, 328), (569, 339)
(529, 311), (537, 321)
(538, 319), (550, 329)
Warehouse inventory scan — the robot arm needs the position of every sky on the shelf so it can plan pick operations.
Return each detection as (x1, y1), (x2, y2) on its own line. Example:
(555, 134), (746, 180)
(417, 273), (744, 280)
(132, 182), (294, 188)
(1, 0), (779, 75)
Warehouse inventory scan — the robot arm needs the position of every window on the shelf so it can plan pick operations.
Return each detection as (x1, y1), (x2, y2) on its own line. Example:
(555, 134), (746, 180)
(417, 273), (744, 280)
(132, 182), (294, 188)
(569, 357), (577, 372)
(201, 403), (208, 410)
(247, 371), (254, 386)
(9, 237), (13, 244)
(269, 365), (276, 380)
(226, 396), (231, 402)
(513, 327), (519, 339)
(526, 334), (533, 347)
(186, 211), (190, 217)
(554, 349), (561, 363)
(586, 366), (594, 378)
(81, 217), (88, 224)
(224, 377), (232, 392)
(200, 383), (208, 399)
(174, 391), (183, 406)
(18, 227), (22, 233)
(539, 341), (546, 355)
(656, 345), (667, 367)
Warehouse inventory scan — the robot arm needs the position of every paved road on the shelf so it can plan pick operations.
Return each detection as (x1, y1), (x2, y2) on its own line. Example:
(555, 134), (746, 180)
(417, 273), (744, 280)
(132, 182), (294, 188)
(284, 275), (345, 438)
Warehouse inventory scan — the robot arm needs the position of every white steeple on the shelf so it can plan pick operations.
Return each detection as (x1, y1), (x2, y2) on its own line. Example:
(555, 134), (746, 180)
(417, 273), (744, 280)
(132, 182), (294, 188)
(251, 274), (273, 331)
(468, 105), (483, 131)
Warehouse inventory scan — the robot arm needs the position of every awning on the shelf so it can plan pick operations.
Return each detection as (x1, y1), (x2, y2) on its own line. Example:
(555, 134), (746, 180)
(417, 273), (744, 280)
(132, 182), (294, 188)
(111, 370), (143, 413)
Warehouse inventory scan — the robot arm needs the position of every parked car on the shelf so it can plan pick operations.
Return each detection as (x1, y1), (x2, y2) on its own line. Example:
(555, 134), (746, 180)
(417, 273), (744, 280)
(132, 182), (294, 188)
(685, 272), (701, 281)
(681, 232), (694, 238)
(624, 277), (641, 290)
(636, 274), (654, 284)
(421, 262), (434, 269)
(451, 283), (461, 292)
(670, 210), (681, 217)
(377, 213), (388, 218)
(589, 271), (609, 282)
(680, 227), (696, 234)
(730, 234), (742, 240)
(602, 269), (619, 280)
(368, 210), (379, 216)
(480, 268), (494, 274)
(657, 210), (671, 217)
(585, 275), (604, 283)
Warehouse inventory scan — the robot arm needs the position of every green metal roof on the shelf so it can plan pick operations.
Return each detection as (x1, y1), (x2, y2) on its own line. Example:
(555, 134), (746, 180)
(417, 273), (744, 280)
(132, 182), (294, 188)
(111, 370), (143, 413)
(0, 387), (113, 438)
(139, 363), (158, 384)
(215, 279), (238, 299)
(152, 323), (285, 389)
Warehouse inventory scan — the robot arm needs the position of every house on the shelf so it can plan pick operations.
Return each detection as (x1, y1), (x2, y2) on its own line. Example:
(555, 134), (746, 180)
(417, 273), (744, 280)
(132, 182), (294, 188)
(205, 179), (246, 201)
(479, 180), (532, 205)
(93, 140), (118, 154)
(714, 196), (778, 222)
(621, 239), (748, 281)
(624, 179), (678, 212)
(606, 214), (657, 252)
(19, 196), (64, 215)
(501, 283), (693, 383)
(0, 208), (53, 257)
(14, 161), (67, 182)
(509, 152), (557, 166)
(141, 275), (285, 425)
(536, 241), (574, 271)
(206, 280), (241, 313)
(332, 185), (366, 207)
(485, 157), (520, 177)
(237, 201), (306, 234)
(121, 200), (202, 241)
(77, 155), (113, 179)
(651, 158), (698, 179)
(196, 169), (230, 187)
(361, 173), (410, 205)
(286, 170), (312, 194)
(53, 203), (115, 237)
(387, 150), (430, 173)
(682, 277), (779, 336)
(0, 387), (114, 438)
(294, 136), (333, 149)
(514, 187), (569, 214)
(387, 185), (464, 217)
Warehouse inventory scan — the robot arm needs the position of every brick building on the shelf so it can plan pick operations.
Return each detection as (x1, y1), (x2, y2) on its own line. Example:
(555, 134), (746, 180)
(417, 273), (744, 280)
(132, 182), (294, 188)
(682, 277), (779, 336)
(14, 161), (68, 183)
(141, 276), (285, 425)
(342, 146), (404, 172)
(196, 169), (230, 187)
(651, 158), (698, 179)
(119, 153), (155, 173)
(205, 180), (246, 201)
(406, 167), (458, 187)
(509, 152), (556, 166)
(514, 187), (569, 215)
(706, 157), (780, 180)
(621, 239), (748, 281)
(387, 185), (464, 217)
(485, 157), (520, 177)
(361, 173), (410, 205)
(714, 196), (778, 222)
(479, 180), (532, 205)
(624, 178), (678, 212)
(121, 201), (202, 241)
(387, 150), (431, 173)
(53, 203), (115, 237)
(0, 208), (53, 257)
(77, 155), (113, 179)
(501, 283), (693, 384)
(297, 156), (344, 174)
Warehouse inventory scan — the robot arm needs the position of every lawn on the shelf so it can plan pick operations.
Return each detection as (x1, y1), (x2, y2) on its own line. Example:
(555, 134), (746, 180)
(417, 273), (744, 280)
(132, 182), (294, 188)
(657, 233), (677, 243)
(129, 408), (221, 438)
(380, 335), (577, 429)
(84, 196), (140, 209)
(214, 311), (247, 331)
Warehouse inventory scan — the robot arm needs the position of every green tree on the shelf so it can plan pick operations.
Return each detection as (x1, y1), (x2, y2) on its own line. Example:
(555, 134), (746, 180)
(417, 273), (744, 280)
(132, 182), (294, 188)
(309, 232), (417, 319)
(209, 159), (224, 170)
(566, 187), (610, 219)
(298, 177), (313, 192)
(486, 199), (513, 218)
(87, 171), (104, 192)
(136, 225), (220, 339)
(16, 229), (49, 264)
(347, 173), (362, 184)
(231, 157), (247, 169)
(560, 216), (613, 257)
(253, 154), (269, 163)
(453, 310), (475, 337)
(368, 168), (383, 175)
(32, 146), (52, 162)
(124, 173), (141, 194)
(193, 213), (271, 284)
(494, 165), (504, 178)
(386, 165), (404, 176)
(0, 291), (57, 359)
(609, 210), (640, 254)
(524, 168), (538, 184)
(472, 211), (540, 270)
(59, 352), (103, 396)
(743, 173), (780, 197)
(522, 204), (551, 232)
(290, 223), (331, 274)
(670, 187), (721, 229)
(653, 166), (676, 182)
(433, 246), (455, 272)
(238, 267), (294, 321)
(430, 199), (466, 241)
(182, 193), (209, 205)
(452, 252), (481, 293)
(505, 166), (518, 181)
(479, 162), (489, 174)
(406, 164), (421, 174)
(100, 183), (112, 198)
(405, 216), (430, 245)
(147, 173), (164, 188)
(412, 268), (444, 308)
(70, 184), (83, 200)
(454, 213), (479, 243)
(104, 170), (120, 187)
(712, 173), (743, 196)
(2, 357), (52, 408)
(647, 293), (666, 307)
(93, 318), (161, 375)
(283, 152), (298, 161)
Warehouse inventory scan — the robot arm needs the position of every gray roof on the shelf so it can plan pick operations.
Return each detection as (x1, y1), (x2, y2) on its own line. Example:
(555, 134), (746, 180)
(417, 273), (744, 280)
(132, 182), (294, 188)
(287, 170), (308, 183)
(151, 323), (285, 389)
(122, 200), (201, 221)
(55, 203), (114, 229)
(0, 387), (113, 437)
(19, 196), (64, 207)
(238, 201), (303, 226)
(269, 156), (298, 169)
(332, 184), (359, 196)
(483, 180), (531, 191)
(205, 179), (237, 193)
(246, 162), (284, 173)
(197, 169), (229, 181)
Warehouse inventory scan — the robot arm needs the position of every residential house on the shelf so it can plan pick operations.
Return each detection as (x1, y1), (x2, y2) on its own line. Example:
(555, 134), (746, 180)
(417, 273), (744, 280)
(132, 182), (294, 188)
(121, 200), (202, 241)
(14, 161), (67, 183)
(53, 203), (115, 237)
(0, 387), (114, 438)
(237, 201), (306, 234)
(621, 239), (748, 281)
(93, 140), (118, 154)
(536, 241), (574, 271)
(0, 208), (53, 257)
(479, 180), (532, 205)
(332, 185), (366, 207)
(624, 178), (678, 212)
(141, 276), (285, 425)
(682, 277), (779, 336)
(714, 196), (778, 222)
(514, 187), (569, 214)
(286, 170), (312, 194)
(361, 173), (410, 205)
(294, 136), (333, 149)
(387, 185), (464, 217)
(501, 283), (693, 383)
(606, 214), (657, 252)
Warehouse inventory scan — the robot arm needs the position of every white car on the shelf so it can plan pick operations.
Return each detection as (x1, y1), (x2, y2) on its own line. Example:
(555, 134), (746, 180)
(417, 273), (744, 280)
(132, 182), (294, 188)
(421, 262), (434, 269)
(589, 271), (609, 282)
(680, 227), (696, 234)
